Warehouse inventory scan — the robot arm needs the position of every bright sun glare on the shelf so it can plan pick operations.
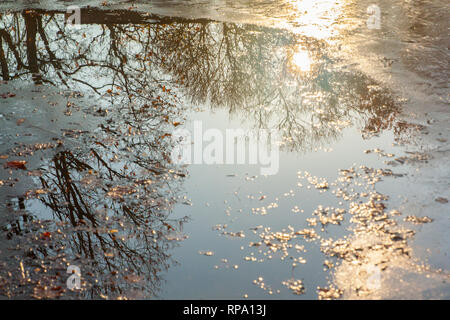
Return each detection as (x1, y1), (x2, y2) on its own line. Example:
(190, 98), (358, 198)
(288, 0), (344, 40)
(292, 49), (311, 72)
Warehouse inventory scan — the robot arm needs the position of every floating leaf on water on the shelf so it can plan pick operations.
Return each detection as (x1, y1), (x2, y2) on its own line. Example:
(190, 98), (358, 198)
(163, 223), (174, 231)
(33, 285), (64, 299)
(282, 279), (305, 295)
(107, 185), (137, 198)
(198, 250), (214, 256)
(404, 216), (433, 224)
(124, 274), (143, 283)
(315, 182), (329, 189)
(317, 286), (343, 300)
(222, 230), (245, 238)
(25, 188), (48, 198)
(389, 209), (401, 216)
(435, 197), (448, 204)
(27, 170), (42, 176)
(40, 232), (51, 240)
(4, 160), (27, 170)
(1, 92), (16, 99)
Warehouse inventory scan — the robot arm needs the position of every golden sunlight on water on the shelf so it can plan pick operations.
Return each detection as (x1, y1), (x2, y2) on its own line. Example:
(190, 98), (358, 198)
(286, 0), (344, 40)
(283, 0), (346, 76)
(291, 47), (312, 72)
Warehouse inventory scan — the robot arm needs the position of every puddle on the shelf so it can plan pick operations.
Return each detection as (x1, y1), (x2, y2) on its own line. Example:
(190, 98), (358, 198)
(0, 1), (448, 299)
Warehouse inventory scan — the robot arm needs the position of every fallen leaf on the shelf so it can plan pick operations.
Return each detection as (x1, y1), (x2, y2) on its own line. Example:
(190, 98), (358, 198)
(435, 197), (448, 204)
(405, 215), (433, 223)
(27, 170), (42, 176)
(1, 92), (16, 99)
(163, 223), (174, 231)
(33, 285), (64, 299)
(5, 160), (27, 170)
(41, 232), (51, 240)
(124, 274), (143, 283)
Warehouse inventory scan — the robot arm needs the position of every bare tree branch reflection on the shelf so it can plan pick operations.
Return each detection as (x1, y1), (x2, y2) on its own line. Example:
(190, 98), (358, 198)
(0, 9), (401, 152)
(0, 9), (406, 299)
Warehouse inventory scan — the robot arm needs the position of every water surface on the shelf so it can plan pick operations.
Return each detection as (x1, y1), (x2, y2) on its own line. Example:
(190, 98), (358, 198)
(0, 1), (448, 299)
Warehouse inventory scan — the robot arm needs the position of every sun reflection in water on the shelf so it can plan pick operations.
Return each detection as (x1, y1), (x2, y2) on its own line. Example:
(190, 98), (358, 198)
(287, 0), (344, 40)
(291, 48), (311, 72)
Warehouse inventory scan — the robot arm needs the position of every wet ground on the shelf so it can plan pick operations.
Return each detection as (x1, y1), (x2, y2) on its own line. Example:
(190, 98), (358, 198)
(0, 1), (449, 299)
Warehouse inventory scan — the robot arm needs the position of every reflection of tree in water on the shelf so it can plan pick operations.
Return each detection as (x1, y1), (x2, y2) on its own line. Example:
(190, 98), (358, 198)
(152, 22), (400, 148)
(1, 96), (188, 298)
(0, 79), (189, 298)
(0, 9), (400, 151)
(0, 10), (190, 299)
(35, 143), (188, 298)
(0, 9), (402, 298)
